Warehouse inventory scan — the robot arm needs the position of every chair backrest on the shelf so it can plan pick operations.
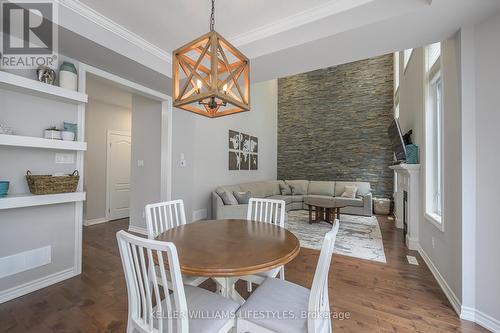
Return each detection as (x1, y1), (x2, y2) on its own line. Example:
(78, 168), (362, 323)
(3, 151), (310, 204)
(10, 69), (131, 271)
(146, 200), (187, 239)
(246, 198), (286, 227)
(308, 221), (340, 333)
(117, 230), (188, 333)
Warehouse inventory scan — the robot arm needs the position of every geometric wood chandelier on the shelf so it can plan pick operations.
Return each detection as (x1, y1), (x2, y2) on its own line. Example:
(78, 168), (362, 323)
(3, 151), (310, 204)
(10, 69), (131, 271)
(172, 0), (250, 118)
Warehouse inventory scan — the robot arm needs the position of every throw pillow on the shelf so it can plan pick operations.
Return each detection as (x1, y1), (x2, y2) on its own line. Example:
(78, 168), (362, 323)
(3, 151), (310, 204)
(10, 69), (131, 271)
(290, 185), (305, 195)
(219, 191), (238, 205)
(233, 191), (251, 204)
(341, 185), (358, 198)
(279, 183), (292, 195)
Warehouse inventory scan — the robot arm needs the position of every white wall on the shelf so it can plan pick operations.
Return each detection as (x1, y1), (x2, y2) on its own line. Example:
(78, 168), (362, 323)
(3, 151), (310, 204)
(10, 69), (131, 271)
(474, 11), (500, 327)
(129, 95), (163, 229)
(84, 77), (132, 221)
(171, 80), (278, 221)
(398, 34), (463, 305)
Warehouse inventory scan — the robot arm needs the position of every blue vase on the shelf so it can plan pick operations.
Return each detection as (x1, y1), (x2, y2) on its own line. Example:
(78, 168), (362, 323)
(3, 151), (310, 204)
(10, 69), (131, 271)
(0, 181), (9, 197)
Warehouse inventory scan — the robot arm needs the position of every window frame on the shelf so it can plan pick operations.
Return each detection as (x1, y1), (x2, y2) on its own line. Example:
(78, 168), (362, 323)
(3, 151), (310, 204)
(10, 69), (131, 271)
(424, 43), (444, 231)
(403, 48), (413, 71)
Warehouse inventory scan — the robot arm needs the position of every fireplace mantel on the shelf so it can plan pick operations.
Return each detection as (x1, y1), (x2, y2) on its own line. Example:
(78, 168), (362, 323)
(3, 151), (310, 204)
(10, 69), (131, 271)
(389, 163), (421, 250)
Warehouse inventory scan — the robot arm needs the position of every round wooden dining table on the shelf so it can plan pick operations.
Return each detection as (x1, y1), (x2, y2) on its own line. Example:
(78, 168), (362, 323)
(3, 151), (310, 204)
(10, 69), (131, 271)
(155, 219), (300, 304)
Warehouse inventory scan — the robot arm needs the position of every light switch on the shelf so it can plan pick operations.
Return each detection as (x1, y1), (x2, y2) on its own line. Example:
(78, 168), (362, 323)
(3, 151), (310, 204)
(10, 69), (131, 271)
(55, 153), (75, 164)
(137, 160), (144, 167)
(180, 153), (186, 167)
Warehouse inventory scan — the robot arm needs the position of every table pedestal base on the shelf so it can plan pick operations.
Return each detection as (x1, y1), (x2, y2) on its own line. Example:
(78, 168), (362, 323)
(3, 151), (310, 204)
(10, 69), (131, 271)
(213, 277), (245, 305)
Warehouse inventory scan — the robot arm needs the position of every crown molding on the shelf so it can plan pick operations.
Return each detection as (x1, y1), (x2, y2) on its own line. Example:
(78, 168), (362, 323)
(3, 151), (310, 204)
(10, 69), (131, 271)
(229, 0), (375, 47)
(55, 0), (172, 63)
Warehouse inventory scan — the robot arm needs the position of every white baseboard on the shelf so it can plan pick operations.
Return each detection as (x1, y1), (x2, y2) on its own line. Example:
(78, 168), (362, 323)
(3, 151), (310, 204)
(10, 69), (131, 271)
(128, 225), (148, 236)
(461, 306), (500, 332)
(417, 245), (462, 316)
(0, 267), (76, 304)
(83, 217), (109, 226)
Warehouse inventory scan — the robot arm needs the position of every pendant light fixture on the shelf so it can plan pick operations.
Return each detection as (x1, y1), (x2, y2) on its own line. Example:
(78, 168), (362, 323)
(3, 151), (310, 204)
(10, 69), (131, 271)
(172, 0), (250, 117)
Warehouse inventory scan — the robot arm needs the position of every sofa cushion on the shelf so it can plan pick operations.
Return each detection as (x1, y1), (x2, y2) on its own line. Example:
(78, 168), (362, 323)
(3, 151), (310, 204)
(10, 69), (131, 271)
(285, 180), (309, 195)
(291, 195), (304, 202)
(303, 195), (336, 205)
(216, 184), (242, 196)
(341, 185), (358, 198)
(268, 195), (292, 205)
(335, 181), (371, 197)
(219, 191), (238, 205)
(335, 197), (363, 207)
(233, 191), (252, 204)
(279, 181), (292, 195)
(239, 181), (280, 198)
(308, 181), (335, 196)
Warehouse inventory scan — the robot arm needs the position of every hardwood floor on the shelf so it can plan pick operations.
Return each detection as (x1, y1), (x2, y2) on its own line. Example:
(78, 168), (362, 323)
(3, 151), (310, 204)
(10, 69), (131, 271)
(0, 216), (488, 333)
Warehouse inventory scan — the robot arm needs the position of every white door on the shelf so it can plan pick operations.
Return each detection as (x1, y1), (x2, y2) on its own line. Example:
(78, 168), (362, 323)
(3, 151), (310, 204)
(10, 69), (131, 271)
(107, 131), (131, 221)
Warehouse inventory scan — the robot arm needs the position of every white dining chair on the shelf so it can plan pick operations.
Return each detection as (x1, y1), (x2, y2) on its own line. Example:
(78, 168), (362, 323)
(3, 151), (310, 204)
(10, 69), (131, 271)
(117, 230), (239, 333)
(241, 198), (287, 292)
(236, 221), (340, 333)
(145, 200), (208, 288)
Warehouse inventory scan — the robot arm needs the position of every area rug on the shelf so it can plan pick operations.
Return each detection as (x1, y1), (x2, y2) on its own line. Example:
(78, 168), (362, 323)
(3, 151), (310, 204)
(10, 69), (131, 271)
(286, 210), (387, 263)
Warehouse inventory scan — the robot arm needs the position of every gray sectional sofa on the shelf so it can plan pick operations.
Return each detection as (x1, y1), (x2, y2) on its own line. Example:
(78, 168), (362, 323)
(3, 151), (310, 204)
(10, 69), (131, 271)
(212, 180), (373, 220)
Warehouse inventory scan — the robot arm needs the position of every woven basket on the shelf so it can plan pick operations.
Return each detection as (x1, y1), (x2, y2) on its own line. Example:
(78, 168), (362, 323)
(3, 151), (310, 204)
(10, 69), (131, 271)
(26, 170), (79, 195)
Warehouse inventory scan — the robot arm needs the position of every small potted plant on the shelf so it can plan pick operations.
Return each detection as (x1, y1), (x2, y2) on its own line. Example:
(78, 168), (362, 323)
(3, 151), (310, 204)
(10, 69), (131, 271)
(44, 126), (61, 140)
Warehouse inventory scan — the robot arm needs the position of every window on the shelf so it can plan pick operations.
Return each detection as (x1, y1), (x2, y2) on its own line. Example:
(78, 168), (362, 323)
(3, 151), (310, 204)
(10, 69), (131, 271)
(403, 48), (413, 70)
(394, 52), (400, 118)
(424, 42), (443, 229)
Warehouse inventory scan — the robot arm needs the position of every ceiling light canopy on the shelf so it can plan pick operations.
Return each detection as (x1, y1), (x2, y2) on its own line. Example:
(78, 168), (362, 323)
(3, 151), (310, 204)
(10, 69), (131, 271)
(172, 0), (250, 118)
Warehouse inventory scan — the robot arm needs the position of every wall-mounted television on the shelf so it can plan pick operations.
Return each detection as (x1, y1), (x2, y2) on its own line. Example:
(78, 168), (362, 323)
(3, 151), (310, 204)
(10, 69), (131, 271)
(388, 118), (407, 163)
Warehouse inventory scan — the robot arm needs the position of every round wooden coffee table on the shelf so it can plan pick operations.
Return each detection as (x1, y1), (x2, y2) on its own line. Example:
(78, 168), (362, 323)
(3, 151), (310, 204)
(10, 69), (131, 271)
(155, 219), (300, 304)
(304, 196), (346, 225)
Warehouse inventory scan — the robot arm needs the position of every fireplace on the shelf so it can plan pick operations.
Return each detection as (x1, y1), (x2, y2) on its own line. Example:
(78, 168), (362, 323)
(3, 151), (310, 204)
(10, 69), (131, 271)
(389, 163), (420, 250)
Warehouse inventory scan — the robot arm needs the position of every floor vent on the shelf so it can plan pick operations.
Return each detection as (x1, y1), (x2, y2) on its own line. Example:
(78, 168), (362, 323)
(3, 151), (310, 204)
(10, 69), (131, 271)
(406, 255), (419, 265)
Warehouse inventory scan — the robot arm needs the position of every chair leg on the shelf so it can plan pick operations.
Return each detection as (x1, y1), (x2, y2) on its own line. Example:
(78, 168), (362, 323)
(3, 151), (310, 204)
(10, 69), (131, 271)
(280, 266), (285, 280)
(247, 281), (253, 293)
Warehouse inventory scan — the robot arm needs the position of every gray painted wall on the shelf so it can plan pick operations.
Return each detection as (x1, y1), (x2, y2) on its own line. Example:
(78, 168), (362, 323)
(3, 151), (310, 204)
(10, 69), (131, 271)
(171, 80), (278, 221)
(277, 55), (394, 198)
(474, 11), (500, 324)
(398, 36), (463, 302)
(0, 88), (79, 294)
(129, 95), (162, 229)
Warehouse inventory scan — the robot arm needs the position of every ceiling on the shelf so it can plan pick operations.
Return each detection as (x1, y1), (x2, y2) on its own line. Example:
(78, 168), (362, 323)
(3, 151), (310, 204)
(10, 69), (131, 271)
(56, 0), (500, 85)
(77, 0), (352, 52)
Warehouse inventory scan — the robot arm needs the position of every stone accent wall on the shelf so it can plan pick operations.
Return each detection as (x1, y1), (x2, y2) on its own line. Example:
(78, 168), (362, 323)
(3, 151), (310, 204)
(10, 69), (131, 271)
(278, 54), (394, 198)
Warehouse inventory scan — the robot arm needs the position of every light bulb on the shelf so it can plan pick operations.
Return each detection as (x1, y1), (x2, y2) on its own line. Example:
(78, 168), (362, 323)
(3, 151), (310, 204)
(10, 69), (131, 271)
(223, 83), (228, 94)
(197, 79), (202, 91)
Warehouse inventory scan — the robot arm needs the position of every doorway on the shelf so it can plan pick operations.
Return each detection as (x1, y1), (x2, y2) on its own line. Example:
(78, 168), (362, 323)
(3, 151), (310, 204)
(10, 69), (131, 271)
(83, 75), (132, 225)
(79, 64), (172, 234)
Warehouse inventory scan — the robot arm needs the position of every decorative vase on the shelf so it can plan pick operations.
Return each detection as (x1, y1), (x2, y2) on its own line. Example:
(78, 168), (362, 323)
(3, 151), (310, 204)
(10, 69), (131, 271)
(61, 131), (75, 141)
(59, 62), (78, 91)
(0, 181), (9, 197)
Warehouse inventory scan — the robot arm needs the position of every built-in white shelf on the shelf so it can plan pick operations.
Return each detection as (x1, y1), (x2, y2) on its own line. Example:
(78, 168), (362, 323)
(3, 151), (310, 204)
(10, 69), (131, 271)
(0, 71), (88, 104)
(0, 192), (86, 210)
(0, 134), (87, 151)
